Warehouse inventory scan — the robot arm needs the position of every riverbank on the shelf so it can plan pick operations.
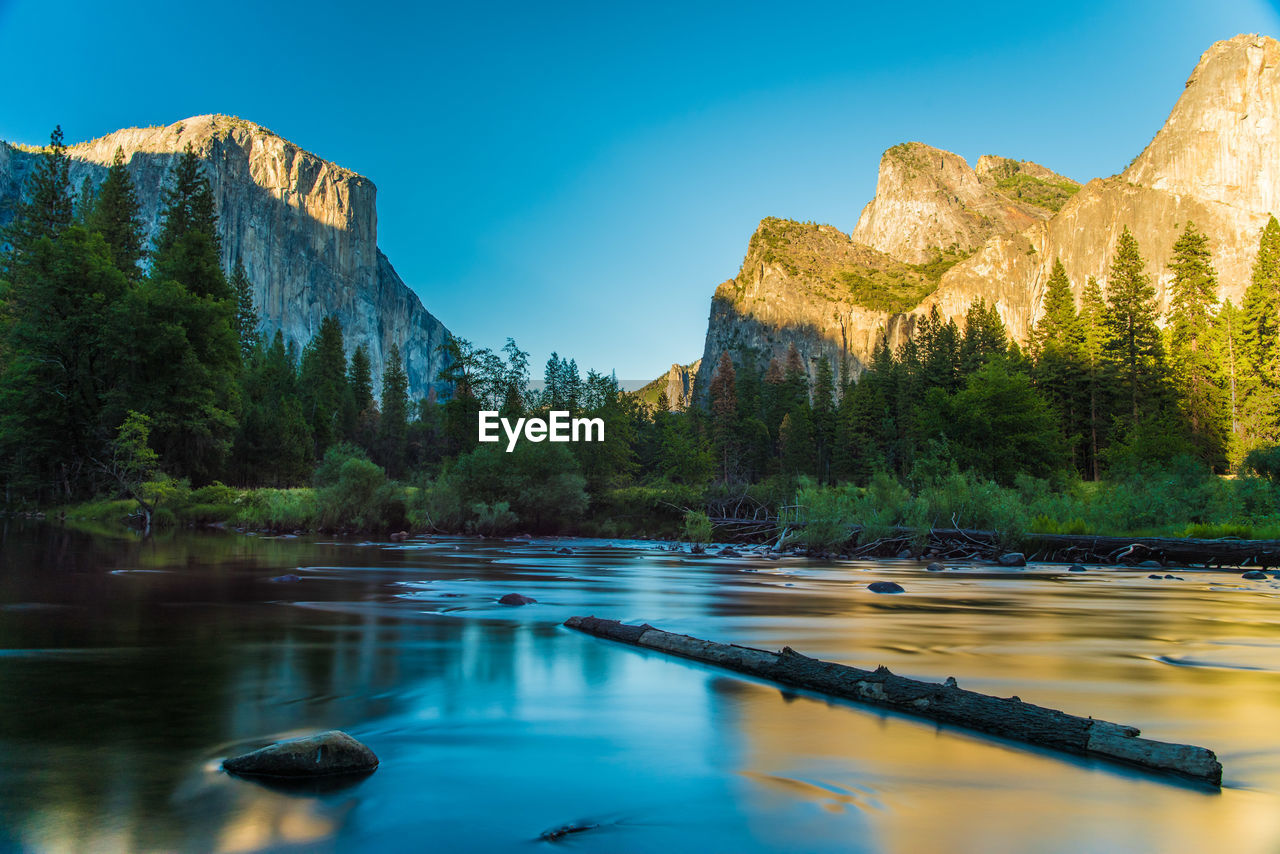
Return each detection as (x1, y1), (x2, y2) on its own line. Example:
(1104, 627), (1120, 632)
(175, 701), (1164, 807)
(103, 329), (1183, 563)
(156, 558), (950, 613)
(43, 453), (1280, 554)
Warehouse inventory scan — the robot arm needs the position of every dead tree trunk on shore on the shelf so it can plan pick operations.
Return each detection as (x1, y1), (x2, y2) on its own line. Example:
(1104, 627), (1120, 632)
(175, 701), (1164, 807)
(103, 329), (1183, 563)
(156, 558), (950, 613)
(564, 616), (1223, 787)
(708, 517), (1280, 567)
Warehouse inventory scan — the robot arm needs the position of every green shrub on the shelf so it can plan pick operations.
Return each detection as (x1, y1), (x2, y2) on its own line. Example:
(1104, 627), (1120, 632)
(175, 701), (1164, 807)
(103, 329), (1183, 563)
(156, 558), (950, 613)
(681, 510), (713, 543)
(1244, 445), (1280, 481)
(469, 501), (519, 536)
(315, 457), (406, 533)
(235, 488), (317, 530)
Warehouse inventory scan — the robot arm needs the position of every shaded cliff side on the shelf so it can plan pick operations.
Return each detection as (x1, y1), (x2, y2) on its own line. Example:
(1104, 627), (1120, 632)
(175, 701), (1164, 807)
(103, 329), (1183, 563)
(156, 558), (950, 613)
(0, 115), (450, 398)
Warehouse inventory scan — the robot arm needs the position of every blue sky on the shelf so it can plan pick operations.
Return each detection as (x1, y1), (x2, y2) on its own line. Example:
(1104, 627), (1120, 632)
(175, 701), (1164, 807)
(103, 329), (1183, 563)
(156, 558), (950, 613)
(2, 1), (1279, 380)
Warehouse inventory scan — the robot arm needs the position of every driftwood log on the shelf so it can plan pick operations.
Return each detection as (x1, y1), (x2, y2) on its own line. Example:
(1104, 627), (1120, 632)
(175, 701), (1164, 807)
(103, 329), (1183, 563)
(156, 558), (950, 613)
(564, 616), (1222, 787)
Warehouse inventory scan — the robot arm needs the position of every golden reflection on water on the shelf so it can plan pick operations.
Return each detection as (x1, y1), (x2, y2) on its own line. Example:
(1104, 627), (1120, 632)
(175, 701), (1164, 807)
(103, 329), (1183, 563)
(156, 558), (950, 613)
(1, 527), (1279, 852)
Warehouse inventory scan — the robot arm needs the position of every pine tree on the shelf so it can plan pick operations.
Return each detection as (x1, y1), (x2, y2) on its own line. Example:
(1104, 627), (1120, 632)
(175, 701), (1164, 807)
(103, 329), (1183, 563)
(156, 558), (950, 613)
(1033, 260), (1081, 353)
(709, 352), (738, 481)
(1167, 222), (1227, 467)
(959, 298), (1008, 375)
(778, 408), (815, 476)
(1212, 300), (1251, 463)
(1079, 276), (1108, 479)
(151, 144), (227, 301)
(0, 226), (130, 498)
(85, 147), (145, 280)
(1031, 260), (1086, 471)
(4, 126), (73, 256)
(348, 344), (375, 413)
(1239, 216), (1280, 449)
(1242, 216), (1280, 380)
(299, 316), (349, 456)
(106, 148), (238, 483)
(1102, 227), (1165, 426)
(918, 307), (961, 391)
(378, 343), (410, 477)
(229, 257), (259, 362)
(812, 356), (836, 482)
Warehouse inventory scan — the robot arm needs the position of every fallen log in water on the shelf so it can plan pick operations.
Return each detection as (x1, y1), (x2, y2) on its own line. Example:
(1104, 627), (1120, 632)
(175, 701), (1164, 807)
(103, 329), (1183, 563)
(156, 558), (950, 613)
(564, 616), (1222, 787)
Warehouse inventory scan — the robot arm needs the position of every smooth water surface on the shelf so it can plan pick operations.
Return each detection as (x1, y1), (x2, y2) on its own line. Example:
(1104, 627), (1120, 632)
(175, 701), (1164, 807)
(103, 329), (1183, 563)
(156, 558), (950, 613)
(1, 523), (1278, 853)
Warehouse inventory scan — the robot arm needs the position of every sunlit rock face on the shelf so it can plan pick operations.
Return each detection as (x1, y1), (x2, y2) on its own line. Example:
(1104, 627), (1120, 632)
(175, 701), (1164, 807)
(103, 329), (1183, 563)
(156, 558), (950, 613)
(0, 115), (451, 398)
(852, 142), (1064, 265)
(694, 34), (1280, 401)
(931, 34), (1280, 328)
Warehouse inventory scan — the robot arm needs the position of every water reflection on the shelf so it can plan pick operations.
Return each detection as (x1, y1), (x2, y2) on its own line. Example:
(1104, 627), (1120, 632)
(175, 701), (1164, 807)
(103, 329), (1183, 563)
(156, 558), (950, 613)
(0, 524), (1277, 852)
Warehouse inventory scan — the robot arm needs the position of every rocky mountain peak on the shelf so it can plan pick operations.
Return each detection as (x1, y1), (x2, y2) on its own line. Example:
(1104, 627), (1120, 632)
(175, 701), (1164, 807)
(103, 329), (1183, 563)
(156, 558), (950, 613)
(852, 142), (1066, 264)
(1122, 33), (1280, 215)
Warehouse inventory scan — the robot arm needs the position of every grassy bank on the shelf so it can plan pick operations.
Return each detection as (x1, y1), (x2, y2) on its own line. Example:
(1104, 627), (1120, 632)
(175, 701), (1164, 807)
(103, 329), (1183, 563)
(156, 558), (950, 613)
(788, 463), (1280, 551)
(52, 444), (1280, 550)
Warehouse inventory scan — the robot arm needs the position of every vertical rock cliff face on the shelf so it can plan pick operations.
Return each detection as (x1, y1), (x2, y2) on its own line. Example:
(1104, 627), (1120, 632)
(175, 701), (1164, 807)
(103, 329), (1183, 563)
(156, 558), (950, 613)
(851, 142), (1072, 264)
(693, 34), (1280, 403)
(691, 219), (919, 401)
(0, 115), (450, 398)
(636, 360), (702, 409)
(929, 34), (1280, 327)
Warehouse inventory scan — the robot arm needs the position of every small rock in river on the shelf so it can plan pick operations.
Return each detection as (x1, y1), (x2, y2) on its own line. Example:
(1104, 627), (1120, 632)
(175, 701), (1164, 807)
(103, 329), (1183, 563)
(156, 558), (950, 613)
(868, 581), (905, 594)
(555, 546), (573, 555)
(1148, 574), (1164, 579)
(926, 562), (945, 572)
(1164, 574), (1182, 580)
(719, 547), (741, 557)
(1068, 565), (1087, 572)
(1140, 560), (1162, 568)
(268, 574), (301, 583)
(897, 549), (913, 559)
(997, 553), (1026, 567)
(498, 593), (537, 606)
(223, 730), (378, 778)
(1241, 570), (1268, 580)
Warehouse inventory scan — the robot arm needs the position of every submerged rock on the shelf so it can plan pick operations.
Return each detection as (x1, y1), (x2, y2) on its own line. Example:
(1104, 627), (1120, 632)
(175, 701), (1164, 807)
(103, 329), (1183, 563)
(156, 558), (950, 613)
(719, 547), (742, 557)
(1241, 570), (1268, 580)
(1140, 560), (1163, 568)
(498, 593), (537, 606)
(926, 562), (945, 572)
(867, 581), (905, 594)
(268, 574), (301, 583)
(1068, 565), (1087, 572)
(997, 553), (1026, 567)
(555, 546), (574, 555)
(223, 731), (378, 779)
(1148, 574), (1164, 579)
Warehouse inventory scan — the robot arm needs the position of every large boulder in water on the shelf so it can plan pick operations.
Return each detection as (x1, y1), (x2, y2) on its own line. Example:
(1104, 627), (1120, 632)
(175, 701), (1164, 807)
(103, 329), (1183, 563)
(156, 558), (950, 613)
(499, 593), (537, 606)
(223, 730), (378, 779)
(997, 553), (1026, 567)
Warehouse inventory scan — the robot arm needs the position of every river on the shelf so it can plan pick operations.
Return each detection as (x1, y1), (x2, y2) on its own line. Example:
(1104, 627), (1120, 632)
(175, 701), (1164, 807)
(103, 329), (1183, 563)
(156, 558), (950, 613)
(0, 523), (1278, 853)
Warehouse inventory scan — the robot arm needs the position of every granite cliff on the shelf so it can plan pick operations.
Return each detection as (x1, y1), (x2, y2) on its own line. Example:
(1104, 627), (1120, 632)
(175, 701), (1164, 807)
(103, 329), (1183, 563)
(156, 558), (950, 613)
(0, 115), (450, 398)
(690, 34), (1280, 402)
(635, 360), (701, 410)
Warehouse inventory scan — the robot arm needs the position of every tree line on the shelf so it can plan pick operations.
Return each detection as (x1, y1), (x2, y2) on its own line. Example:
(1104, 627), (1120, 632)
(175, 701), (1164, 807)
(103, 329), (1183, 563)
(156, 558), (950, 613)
(2, 126), (1278, 535)
(702, 221), (1280, 488)
(0, 129), (417, 501)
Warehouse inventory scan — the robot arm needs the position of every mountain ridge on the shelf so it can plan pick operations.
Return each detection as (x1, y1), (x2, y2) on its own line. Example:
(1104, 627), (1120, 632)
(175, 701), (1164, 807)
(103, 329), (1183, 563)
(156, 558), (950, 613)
(688, 33), (1279, 403)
